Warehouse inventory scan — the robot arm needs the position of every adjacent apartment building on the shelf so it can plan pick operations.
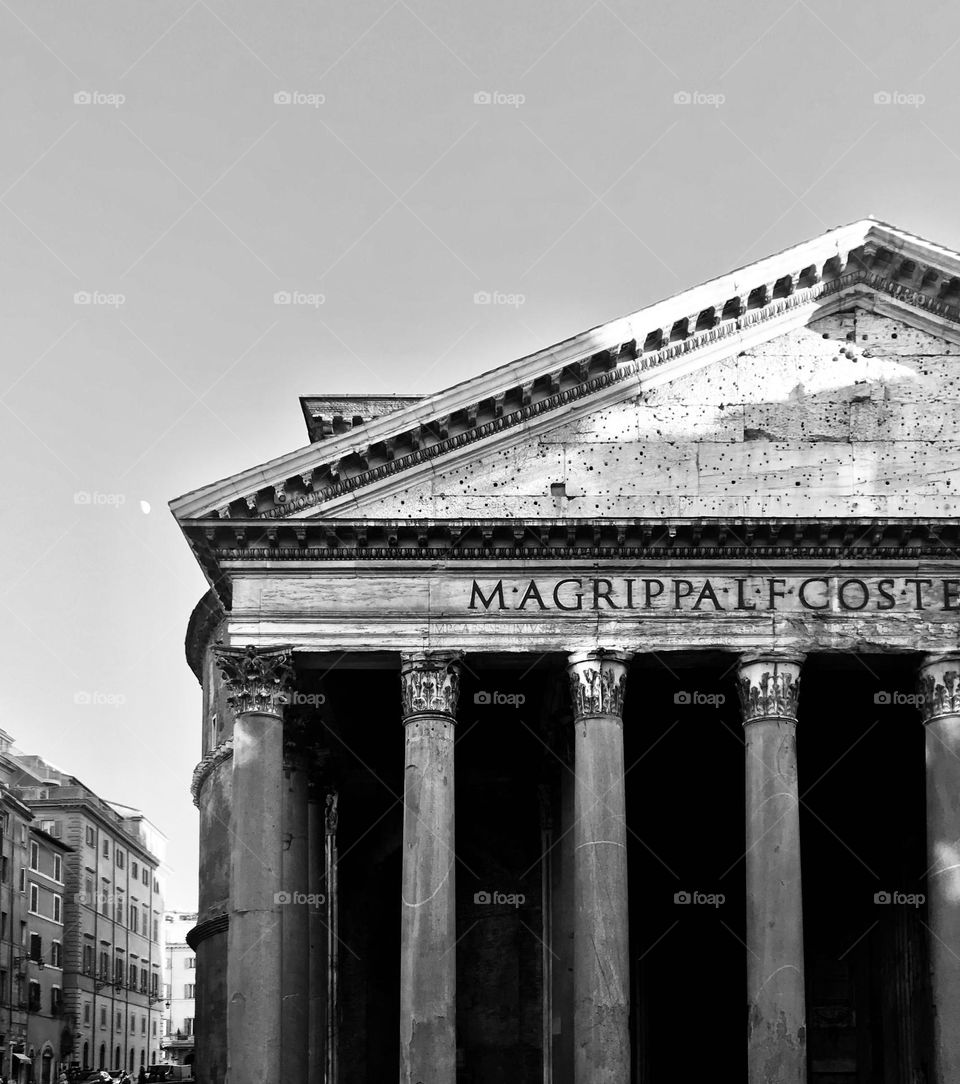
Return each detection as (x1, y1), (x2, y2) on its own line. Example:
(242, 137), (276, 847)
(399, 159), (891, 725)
(161, 911), (196, 1067)
(0, 731), (168, 1081)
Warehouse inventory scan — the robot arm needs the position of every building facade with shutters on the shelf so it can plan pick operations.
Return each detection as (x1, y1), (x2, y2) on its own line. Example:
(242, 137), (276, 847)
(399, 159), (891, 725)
(161, 911), (196, 1066)
(175, 220), (960, 1084)
(0, 735), (168, 1079)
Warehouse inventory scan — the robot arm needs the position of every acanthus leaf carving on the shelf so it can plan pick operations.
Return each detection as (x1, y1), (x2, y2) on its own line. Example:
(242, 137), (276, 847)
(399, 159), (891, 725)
(399, 652), (462, 719)
(215, 644), (296, 718)
(737, 657), (803, 724)
(568, 651), (630, 719)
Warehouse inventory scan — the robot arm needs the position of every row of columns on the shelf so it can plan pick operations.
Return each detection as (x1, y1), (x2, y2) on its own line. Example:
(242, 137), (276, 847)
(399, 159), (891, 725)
(213, 645), (960, 1084)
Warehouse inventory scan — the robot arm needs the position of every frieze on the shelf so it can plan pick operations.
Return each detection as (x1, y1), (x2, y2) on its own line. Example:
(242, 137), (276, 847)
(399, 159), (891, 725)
(568, 650), (630, 719)
(400, 652), (463, 719)
(215, 644), (296, 718)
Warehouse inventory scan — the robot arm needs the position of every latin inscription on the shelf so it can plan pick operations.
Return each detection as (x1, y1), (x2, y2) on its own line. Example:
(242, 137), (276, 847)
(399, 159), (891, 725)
(467, 576), (960, 614)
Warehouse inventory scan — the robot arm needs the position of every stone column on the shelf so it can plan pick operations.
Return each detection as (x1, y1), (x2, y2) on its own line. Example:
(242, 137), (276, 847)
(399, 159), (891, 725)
(567, 649), (631, 1084)
(216, 645), (295, 1084)
(307, 773), (328, 1084)
(398, 651), (462, 1084)
(918, 654), (960, 1082)
(281, 748), (310, 1084)
(737, 653), (806, 1084)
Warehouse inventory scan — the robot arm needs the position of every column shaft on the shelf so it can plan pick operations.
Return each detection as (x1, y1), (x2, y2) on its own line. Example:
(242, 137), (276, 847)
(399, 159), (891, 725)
(739, 655), (806, 1084)
(281, 759), (310, 1084)
(217, 646), (294, 1084)
(307, 790), (327, 1084)
(918, 655), (960, 1081)
(399, 653), (461, 1084)
(568, 650), (631, 1084)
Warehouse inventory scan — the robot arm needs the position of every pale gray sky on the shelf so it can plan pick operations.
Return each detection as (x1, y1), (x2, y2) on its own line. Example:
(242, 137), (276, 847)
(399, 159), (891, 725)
(2, 0), (959, 907)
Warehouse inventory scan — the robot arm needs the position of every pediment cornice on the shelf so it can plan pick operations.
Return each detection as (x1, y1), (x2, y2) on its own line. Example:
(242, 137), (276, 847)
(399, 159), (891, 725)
(171, 219), (960, 527)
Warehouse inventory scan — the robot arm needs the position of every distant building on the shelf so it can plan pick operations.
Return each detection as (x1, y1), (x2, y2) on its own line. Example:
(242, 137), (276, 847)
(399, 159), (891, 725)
(0, 731), (168, 1079)
(161, 912), (196, 1066)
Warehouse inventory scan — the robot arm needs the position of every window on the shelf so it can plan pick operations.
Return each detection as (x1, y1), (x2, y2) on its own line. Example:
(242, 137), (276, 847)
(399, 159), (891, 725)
(102, 840), (109, 859)
(18, 868), (24, 892)
(86, 826), (95, 847)
(115, 896), (123, 923)
(53, 854), (62, 882)
(84, 875), (94, 905)
(142, 868), (149, 886)
(129, 963), (137, 987)
(29, 932), (41, 962)
(28, 884), (38, 914)
(141, 1016), (146, 1035)
(18, 825), (25, 845)
(98, 950), (109, 978)
(184, 983), (195, 998)
(116, 850), (124, 870)
(150, 973), (158, 997)
(153, 878), (159, 892)
(116, 1012), (121, 1031)
(100, 1006), (106, 1028)
(51, 986), (62, 1014)
(28, 981), (40, 1012)
(29, 842), (38, 870)
(1, 855), (8, 883)
(140, 967), (148, 993)
(1, 911), (6, 940)
(50, 941), (61, 968)
(83, 1002), (91, 1024)
(100, 881), (109, 916)
(183, 1018), (194, 1037)
(142, 905), (149, 933)
(152, 918), (159, 942)
(152, 1020), (157, 1037)
(129, 906), (137, 933)
(83, 944), (94, 974)
(131, 861), (138, 879)
(19, 921), (26, 946)
(114, 958), (123, 984)
(185, 957), (196, 969)
(129, 1015), (135, 1033)
(53, 894), (61, 923)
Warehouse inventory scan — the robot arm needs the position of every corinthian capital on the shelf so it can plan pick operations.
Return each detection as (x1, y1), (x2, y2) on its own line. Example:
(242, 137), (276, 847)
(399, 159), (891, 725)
(737, 654), (803, 725)
(918, 654), (960, 723)
(400, 652), (462, 720)
(215, 645), (296, 719)
(567, 650), (630, 719)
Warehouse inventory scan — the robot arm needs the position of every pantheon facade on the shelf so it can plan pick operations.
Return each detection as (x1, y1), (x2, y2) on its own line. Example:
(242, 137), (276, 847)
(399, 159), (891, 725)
(174, 219), (960, 1083)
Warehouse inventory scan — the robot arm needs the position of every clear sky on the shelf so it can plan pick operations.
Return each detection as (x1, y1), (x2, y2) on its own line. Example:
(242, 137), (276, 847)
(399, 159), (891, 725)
(2, 0), (959, 908)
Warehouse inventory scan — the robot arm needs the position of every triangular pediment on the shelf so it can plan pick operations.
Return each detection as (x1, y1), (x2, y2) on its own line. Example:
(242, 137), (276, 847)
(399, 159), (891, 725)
(171, 219), (960, 543)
